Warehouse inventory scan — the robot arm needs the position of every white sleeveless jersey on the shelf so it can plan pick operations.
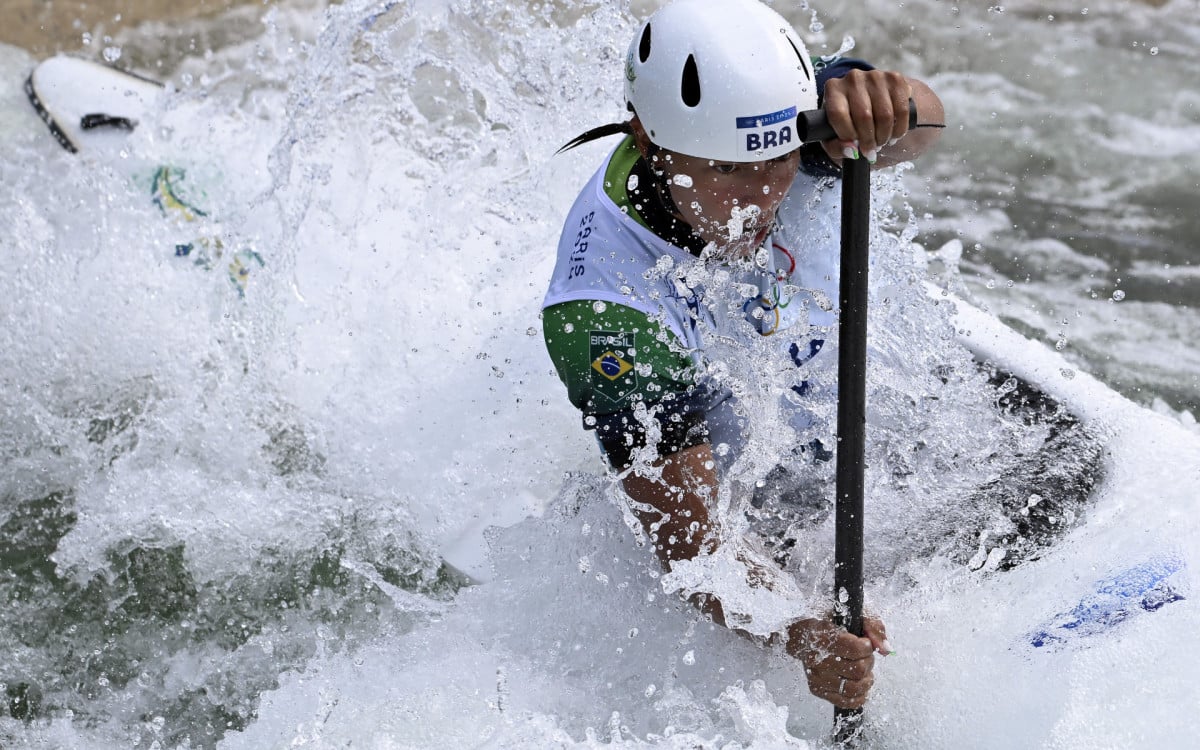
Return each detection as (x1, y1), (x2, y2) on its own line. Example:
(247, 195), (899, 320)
(544, 146), (844, 463)
(543, 147), (844, 459)
(543, 146), (841, 354)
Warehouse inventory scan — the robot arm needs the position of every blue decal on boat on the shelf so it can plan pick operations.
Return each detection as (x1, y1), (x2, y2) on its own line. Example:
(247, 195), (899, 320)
(1028, 555), (1187, 650)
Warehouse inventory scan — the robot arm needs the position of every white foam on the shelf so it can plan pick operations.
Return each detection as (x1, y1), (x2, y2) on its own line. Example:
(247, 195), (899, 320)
(3, 0), (1200, 747)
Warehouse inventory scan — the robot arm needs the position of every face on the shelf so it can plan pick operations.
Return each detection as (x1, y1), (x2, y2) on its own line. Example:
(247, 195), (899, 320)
(652, 148), (803, 258)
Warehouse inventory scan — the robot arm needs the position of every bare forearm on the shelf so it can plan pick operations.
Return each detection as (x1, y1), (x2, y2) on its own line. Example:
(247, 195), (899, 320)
(621, 442), (719, 565)
(874, 77), (944, 168)
(620, 443), (885, 708)
(622, 444), (799, 632)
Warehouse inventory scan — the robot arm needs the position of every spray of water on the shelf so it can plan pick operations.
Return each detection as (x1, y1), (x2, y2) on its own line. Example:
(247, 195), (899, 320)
(2, 0), (1198, 747)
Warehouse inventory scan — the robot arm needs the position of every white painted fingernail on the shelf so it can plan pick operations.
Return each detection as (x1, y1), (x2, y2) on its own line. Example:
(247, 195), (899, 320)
(842, 145), (857, 160)
(888, 137), (900, 146)
(881, 639), (895, 655)
(864, 149), (878, 164)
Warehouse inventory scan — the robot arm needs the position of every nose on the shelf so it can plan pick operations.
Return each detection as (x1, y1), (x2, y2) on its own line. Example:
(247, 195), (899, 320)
(735, 175), (787, 212)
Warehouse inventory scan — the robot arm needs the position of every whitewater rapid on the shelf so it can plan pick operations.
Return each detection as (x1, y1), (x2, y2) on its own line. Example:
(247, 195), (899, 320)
(1, 0), (1198, 748)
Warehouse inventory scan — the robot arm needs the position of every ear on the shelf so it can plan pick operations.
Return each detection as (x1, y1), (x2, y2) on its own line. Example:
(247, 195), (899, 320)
(629, 115), (654, 159)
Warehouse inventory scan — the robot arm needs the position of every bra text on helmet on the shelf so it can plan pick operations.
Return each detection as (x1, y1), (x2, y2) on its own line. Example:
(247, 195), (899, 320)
(736, 106), (797, 156)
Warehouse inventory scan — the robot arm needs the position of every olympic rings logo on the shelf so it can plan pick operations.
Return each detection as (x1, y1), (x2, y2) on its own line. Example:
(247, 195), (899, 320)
(742, 243), (796, 336)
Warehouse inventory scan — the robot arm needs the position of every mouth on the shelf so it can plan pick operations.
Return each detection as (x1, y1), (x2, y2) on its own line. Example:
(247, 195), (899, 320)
(702, 223), (771, 262)
(729, 222), (771, 249)
(722, 205), (767, 244)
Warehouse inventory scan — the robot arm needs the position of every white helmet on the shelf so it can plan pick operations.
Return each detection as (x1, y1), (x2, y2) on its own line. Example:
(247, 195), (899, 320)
(625, 0), (818, 163)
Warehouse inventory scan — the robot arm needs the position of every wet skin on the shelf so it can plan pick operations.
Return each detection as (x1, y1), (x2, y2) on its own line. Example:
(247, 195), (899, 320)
(655, 149), (804, 256)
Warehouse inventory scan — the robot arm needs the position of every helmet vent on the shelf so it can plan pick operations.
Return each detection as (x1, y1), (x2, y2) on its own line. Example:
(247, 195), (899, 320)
(786, 36), (813, 81)
(638, 24), (652, 63)
(681, 54), (701, 107)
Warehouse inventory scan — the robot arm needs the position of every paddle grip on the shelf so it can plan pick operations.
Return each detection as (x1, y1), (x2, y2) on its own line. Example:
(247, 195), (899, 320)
(798, 98), (918, 145)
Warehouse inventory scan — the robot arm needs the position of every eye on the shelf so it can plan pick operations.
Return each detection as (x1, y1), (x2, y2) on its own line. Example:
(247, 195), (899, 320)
(712, 163), (737, 174)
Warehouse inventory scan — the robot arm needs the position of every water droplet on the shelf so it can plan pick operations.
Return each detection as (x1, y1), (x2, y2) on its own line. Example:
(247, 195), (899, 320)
(1111, 289), (1125, 301)
(584, 415), (597, 426)
(1150, 46), (1160, 56)
(985, 279), (996, 289)
(1080, 7), (1088, 14)
(671, 173), (694, 189)
(1060, 368), (1076, 380)
(563, 322), (574, 333)
(592, 301), (607, 313)
(526, 326), (537, 336)
(626, 174), (639, 192)
(81, 32), (93, 45)
(102, 46), (122, 62)
(682, 650), (696, 665)
(1055, 337), (1067, 351)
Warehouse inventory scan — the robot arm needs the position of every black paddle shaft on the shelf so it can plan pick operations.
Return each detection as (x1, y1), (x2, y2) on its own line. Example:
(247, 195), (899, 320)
(831, 153), (870, 744)
(798, 101), (919, 745)
(833, 154), (870, 641)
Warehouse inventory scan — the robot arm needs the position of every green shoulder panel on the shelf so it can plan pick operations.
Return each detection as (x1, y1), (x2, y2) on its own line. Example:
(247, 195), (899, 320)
(543, 300), (695, 416)
(601, 137), (650, 231)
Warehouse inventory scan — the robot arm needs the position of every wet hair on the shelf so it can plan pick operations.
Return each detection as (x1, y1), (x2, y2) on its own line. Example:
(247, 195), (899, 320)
(554, 120), (633, 154)
(554, 114), (688, 236)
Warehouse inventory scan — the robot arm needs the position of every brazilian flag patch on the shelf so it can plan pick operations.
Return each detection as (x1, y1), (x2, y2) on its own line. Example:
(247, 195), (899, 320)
(589, 330), (637, 406)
